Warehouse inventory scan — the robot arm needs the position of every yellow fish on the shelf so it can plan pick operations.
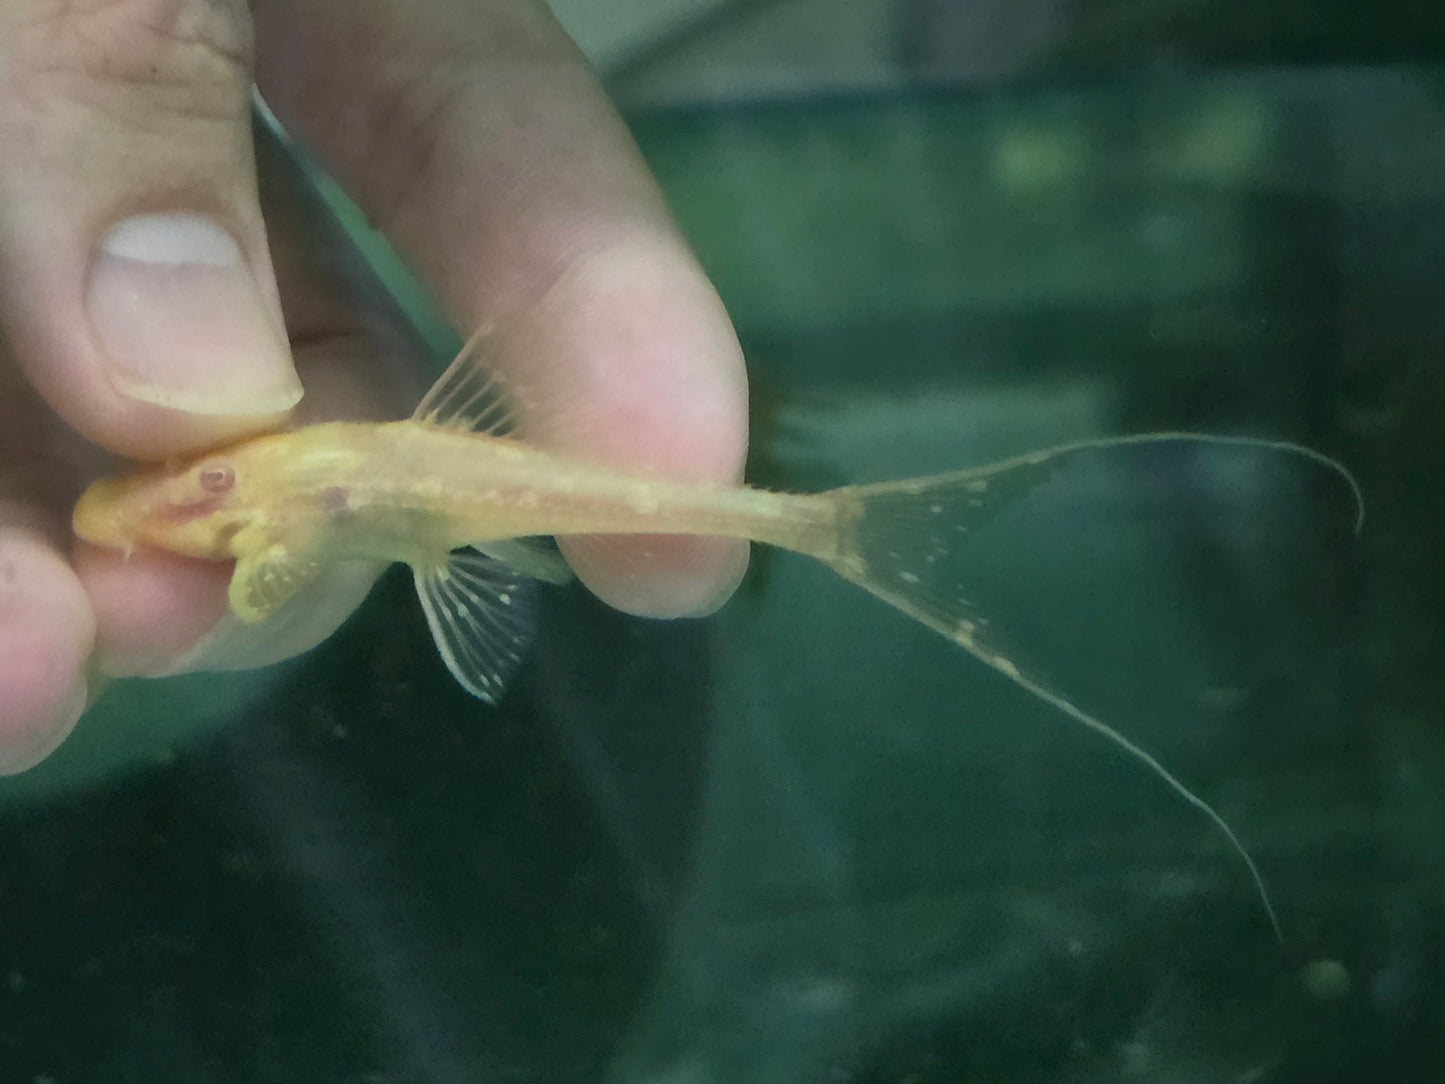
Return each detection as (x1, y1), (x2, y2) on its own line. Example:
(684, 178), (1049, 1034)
(73, 330), (1363, 937)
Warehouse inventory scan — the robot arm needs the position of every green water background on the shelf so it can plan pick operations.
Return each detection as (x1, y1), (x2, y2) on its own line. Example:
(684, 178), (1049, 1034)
(3, 27), (1443, 1084)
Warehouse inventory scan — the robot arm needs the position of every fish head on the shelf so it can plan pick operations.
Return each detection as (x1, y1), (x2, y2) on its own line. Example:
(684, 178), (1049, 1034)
(73, 449), (255, 560)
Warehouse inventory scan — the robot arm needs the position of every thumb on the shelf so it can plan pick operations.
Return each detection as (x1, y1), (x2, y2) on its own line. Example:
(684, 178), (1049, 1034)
(0, 0), (301, 460)
(0, 0), (301, 771)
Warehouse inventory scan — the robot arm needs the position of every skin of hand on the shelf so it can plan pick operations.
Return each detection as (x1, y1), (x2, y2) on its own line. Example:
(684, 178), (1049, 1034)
(0, 0), (751, 773)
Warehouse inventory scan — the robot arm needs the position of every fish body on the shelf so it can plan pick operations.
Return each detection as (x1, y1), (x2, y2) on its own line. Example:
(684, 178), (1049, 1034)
(72, 332), (1364, 938)
(76, 421), (840, 573)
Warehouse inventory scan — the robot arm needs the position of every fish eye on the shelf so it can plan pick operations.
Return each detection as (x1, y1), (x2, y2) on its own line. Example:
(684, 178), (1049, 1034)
(198, 463), (235, 493)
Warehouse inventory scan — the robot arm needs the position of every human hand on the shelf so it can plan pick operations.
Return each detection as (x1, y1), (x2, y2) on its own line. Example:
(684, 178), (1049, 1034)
(0, 0), (750, 772)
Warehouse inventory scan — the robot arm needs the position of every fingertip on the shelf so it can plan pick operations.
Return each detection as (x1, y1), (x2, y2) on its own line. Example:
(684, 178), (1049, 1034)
(560, 534), (750, 619)
(513, 238), (749, 482)
(76, 543), (381, 680)
(498, 238), (752, 617)
(0, 531), (95, 774)
(87, 214), (302, 418)
(16, 211), (302, 461)
(74, 542), (231, 677)
(0, 3), (299, 458)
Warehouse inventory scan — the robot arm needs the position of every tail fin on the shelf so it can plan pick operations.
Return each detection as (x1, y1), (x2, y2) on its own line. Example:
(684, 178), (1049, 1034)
(820, 433), (1362, 939)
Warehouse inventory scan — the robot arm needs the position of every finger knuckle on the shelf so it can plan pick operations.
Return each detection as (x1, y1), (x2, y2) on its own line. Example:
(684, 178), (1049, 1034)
(352, 63), (474, 238)
(6, 0), (254, 124)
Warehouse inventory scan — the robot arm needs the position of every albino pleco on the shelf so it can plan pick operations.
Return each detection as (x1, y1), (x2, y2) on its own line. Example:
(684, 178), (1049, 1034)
(74, 330), (1365, 939)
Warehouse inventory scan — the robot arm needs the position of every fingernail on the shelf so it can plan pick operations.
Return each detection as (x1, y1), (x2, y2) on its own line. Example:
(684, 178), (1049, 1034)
(87, 213), (302, 415)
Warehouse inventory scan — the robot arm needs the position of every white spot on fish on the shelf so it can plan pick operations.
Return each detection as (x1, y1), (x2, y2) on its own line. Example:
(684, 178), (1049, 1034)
(964, 479), (988, 494)
(899, 571), (920, 585)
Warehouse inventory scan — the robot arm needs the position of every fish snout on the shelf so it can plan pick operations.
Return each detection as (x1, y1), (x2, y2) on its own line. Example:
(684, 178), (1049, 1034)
(72, 477), (136, 552)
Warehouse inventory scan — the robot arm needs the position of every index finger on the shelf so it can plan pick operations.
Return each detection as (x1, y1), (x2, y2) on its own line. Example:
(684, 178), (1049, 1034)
(252, 0), (751, 618)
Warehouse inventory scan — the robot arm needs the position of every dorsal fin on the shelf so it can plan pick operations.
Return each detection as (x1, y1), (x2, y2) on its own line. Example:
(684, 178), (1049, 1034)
(411, 326), (516, 435)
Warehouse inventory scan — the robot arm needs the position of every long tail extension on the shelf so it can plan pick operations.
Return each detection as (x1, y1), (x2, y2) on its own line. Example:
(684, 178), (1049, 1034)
(815, 432), (1363, 940)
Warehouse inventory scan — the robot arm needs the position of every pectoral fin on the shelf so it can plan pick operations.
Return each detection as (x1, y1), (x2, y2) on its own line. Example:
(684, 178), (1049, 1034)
(413, 547), (540, 703)
(472, 537), (572, 585)
(229, 534), (324, 624)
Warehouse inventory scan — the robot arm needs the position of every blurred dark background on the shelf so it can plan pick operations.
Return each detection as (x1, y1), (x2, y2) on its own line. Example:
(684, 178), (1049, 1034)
(3, 2), (1444, 1082)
